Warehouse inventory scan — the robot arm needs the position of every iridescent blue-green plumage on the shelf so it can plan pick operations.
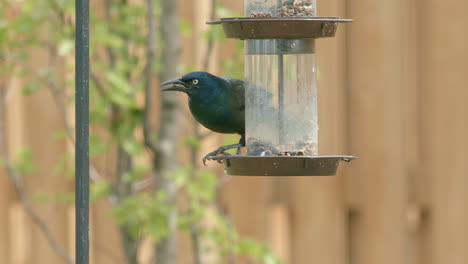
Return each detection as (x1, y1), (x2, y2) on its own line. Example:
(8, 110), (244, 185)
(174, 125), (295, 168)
(160, 72), (246, 163)
(188, 72), (245, 135)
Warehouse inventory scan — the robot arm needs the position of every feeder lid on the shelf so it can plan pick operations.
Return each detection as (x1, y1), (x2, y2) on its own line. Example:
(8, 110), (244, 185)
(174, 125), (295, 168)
(207, 17), (353, 39)
(211, 155), (356, 176)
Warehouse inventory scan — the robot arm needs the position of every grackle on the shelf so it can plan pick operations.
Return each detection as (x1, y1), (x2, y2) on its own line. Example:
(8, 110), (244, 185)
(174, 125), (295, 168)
(160, 72), (246, 165)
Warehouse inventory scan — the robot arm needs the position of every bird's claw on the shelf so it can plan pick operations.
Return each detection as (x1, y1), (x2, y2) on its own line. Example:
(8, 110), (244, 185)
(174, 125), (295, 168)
(202, 149), (232, 166)
(202, 155), (212, 166)
(201, 142), (243, 166)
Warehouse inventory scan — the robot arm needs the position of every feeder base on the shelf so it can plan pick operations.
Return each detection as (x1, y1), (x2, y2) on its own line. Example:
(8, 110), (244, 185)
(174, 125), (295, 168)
(211, 155), (355, 176)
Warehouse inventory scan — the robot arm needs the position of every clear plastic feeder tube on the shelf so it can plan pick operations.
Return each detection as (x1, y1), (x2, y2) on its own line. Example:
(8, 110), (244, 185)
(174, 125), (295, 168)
(244, 0), (318, 156)
(245, 0), (317, 17)
(244, 39), (318, 156)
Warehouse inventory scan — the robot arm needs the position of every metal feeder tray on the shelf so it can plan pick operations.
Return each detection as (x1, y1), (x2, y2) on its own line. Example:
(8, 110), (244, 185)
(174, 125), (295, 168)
(211, 155), (356, 176)
(207, 17), (353, 39)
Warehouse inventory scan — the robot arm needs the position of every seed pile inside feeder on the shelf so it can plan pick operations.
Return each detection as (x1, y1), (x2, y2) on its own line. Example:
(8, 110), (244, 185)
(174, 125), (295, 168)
(278, 0), (315, 17)
(248, 137), (318, 156)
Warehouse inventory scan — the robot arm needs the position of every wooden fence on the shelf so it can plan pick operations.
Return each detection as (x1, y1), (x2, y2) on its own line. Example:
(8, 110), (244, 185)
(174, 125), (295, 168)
(1, 0), (467, 263)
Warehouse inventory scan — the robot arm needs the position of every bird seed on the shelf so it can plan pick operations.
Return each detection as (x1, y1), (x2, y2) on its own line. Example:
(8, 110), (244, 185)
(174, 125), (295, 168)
(277, 0), (315, 17)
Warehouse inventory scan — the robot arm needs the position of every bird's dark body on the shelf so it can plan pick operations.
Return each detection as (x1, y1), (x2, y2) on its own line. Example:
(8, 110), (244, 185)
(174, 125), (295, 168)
(161, 71), (245, 136)
(161, 71), (272, 163)
(187, 76), (245, 135)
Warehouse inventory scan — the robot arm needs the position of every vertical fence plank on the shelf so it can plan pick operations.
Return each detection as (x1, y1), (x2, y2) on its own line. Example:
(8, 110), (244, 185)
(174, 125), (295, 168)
(418, 1), (468, 264)
(137, 237), (154, 264)
(268, 204), (291, 263)
(347, 0), (409, 263)
(402, 0), (424, 263)
(0, 172), (11, 264)
(286, 0), (349, 263)
(92, 201), (127, 264)
(9, 203), (31, 264)
(67, 206), (75, 261)
(225, 177), (271, 240)
(290, 178), (343, 264)
(0, 77), (24, 264)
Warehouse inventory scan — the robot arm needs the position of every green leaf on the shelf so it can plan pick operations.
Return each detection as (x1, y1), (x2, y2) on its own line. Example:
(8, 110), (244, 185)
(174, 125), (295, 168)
(112, 192), (172, 241)
(204, 26), (226, 42)
(58, 39), (74, 56)
(105, 72), (138, 108)
(184, 136), (201, 151)
(52, 130), (68, 141)
(187, 169), (216, 201)
(52, 151), (72, 177)
(215, 4), (241, 18)
(238, 238), (285, 264)
(90, 134), (109, 156)
(65, 170), (75, 180)
(167, 167), (191, 187)
(222, 134), (240, 154)
(105, 71), (132, 93)
(91, 181), (111, 202)
(22, 81), (41, 96)
(179, 19), (192, 37)
(93, 23), (124, 48)
(222, 134), (239, 145)
(13, 147), (37, 174)
(122, 137), (144, 156)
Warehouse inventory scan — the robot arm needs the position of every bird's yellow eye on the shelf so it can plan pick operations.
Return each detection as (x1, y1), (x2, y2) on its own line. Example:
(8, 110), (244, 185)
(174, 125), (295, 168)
(192, 79), (199, 85)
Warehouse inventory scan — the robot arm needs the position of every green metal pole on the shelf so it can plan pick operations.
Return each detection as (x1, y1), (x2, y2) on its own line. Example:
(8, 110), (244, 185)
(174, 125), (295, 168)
(75, 0), (90, 262)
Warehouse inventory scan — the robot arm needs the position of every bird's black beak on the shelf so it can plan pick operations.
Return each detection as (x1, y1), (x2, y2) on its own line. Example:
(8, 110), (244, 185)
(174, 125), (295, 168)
(160, 78), (189, 93)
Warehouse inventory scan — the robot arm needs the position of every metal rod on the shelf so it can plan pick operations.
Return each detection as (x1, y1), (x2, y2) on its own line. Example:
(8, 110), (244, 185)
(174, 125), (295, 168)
(276, 0), (285, 146)
(75, 0), (90, 262)
(278, 53), (284, 145)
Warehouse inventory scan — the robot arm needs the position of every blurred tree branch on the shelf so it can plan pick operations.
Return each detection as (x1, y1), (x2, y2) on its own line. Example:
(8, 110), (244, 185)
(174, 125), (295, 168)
(189, 1), (218, 264)
(3, 53), (119, 206)
(152, 0), (181, 263)
(142, 0), (157, 154)
(0, 81), (74, 264)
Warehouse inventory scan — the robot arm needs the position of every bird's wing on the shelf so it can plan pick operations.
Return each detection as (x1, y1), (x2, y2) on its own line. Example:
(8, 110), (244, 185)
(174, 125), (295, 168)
(220, 77), (246, 135)
(223, 77), (245, 112)
(223, 77), (274, 106)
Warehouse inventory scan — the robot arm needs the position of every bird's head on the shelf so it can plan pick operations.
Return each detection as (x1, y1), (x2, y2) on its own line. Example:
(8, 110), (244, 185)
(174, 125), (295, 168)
(160, 71), (222, 97)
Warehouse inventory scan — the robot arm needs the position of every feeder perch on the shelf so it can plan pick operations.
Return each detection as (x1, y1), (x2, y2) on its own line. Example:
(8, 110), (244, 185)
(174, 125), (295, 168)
(208, 0), (355, 176)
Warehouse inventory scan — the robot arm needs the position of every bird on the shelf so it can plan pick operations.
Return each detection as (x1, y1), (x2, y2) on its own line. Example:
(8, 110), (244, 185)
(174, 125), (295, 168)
(160, 71), (246, 165)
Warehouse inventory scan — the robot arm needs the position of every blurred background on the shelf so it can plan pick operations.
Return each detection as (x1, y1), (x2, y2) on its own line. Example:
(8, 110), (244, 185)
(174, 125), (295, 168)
(1, 0), (467, 264)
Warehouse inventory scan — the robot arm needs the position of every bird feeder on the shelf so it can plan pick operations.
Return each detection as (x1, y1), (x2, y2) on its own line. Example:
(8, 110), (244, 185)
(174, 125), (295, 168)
(208, 0), (355, 176)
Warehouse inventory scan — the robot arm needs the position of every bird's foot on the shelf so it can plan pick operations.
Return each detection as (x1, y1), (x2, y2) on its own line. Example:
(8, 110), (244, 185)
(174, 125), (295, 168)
(202, 143), (242, 166)
(202, 152), (230, 166)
